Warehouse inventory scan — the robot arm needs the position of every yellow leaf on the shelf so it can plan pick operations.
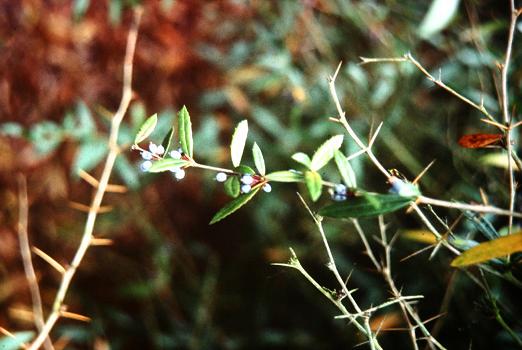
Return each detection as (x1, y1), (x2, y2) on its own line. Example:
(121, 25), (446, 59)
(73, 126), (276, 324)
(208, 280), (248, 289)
(451, 231), (522, 267)
(401, 230), (438, 245)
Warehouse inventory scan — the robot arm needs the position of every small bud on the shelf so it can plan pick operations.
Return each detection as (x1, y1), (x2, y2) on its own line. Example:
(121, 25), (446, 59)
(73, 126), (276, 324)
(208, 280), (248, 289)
(263, 183), (272, 193)
(216, 172), (227, 182)
(170, 150), (182, 159)
(141, 151), (153, 160)
(241, 174), (254, 185)
(149, 142), (158, 154)
(156, 145), (165, 155)
(241, 184), (251, 193)
(174, 169), (186, 180)
(140, 160), (153, 172)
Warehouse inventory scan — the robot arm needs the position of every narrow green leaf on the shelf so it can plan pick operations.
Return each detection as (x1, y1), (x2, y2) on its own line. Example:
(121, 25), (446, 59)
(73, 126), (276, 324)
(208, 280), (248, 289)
(266, 170), (303, 183)
(178, 106), (193, 158)
(291, 152), (312, 168)
(319, 193), (415, 218)
(230, 120), (248, 167)
(148, 158), (190, 173)
(224, 176), (240, 198)
(418, 0), (460, 39)
(210, 186), (261, 224)
(463, 211), (499, 241)
(334, 150), (356, 187)
(305, 171), (322, 202)
(310, 135), (344, 171)
(252, 142), (266, 175)
(451, 231), (522, 267)
(161, 127), (175, 156)
(134, 113), (157, 144)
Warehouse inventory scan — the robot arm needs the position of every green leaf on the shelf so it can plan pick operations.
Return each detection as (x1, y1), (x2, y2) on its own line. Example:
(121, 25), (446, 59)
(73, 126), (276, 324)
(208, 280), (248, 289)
(0, 331), (35, 350)
(210, 186), (261, 224)
(305, 171), (322, 202)
(334, 150), (356, 187)
(178, 106), (193, 158)
(291, 152), (312, 168)
(134, 113), (157, 144)
(29, 121), (63, 155)
(266, 170), (303, 183)
(224, 176), (240, 198)
(161, 127), (175, 156)
(464, 211), (499, 241)
(418, 0), (460, 39)
(319, 193), (415, 218)
(230, 120), (248, 167)
(310, 135), (344, 171)
(451, 231), (522, 267)
(72, 137), (108, 174)
(235, 165), (256, 175)
(148, 158), (190, 173)
(252, 142), (266, 175)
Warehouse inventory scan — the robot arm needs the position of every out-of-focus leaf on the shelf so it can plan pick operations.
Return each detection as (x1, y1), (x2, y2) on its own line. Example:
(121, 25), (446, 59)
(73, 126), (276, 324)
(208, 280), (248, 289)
(252, 142), (266, 175)
(224, 176), (240, 198)
(480, 152), (520, 170)
(319, 193), (415, 218)
(305, 171), (322, 202)
(29, 121), (63, 155)
(134, 114), (157, 144)
(0, 332), (35, 350)
(418, 0), (460, 39)
(0, 122), (23, 136)
(148, 158), (190, 173)
(464, 211), (499, 240)
(451, 232), (522, 267)
(178, 106), (193, 158)
(73, 0), (90, 20)
(266, 170), (303, 183)
(72, 138), (108, 174)
(334, 150), (356, 187)
(310, 135), (344, 171)
(210, 186), (261, 224)
(230, 120), (248, 167)
(114, 156), (140, 190)
(291, 152), (312, 168)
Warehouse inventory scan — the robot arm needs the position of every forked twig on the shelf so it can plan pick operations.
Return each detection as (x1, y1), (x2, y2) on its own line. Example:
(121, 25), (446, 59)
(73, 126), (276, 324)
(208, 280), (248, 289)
(28, 8), (143, 350)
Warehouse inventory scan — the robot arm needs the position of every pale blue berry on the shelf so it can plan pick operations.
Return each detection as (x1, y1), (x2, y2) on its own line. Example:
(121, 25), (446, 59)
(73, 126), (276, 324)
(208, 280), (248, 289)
(169, 167), (181, 173)
(156, 145), (165, 155)
(332, 193), (347, 202)
(141, 151), (153, 160)
(216, 172), (227, 182)
(334, 184), (347, 195)
(140, 160), (152, 172)
(263, 183), (272, 193)
(241, 174), (254, 185)
(241, 184), (251, 193)
(149, 142), (158, 154)
(174, 169), (186, 180)
(170, 150), (182, 159)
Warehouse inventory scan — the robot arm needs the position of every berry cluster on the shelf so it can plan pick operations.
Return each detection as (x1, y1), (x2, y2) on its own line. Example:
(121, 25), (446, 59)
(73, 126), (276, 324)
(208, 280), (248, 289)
(139, 142), (187, 180)
(215, 172), (272, 194)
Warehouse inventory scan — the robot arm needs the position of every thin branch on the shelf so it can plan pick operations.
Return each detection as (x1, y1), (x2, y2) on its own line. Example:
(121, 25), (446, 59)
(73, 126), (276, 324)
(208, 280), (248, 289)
(418, 195), (522, 219)
(17, 175), (54, 350)
(28, 8), (143, 350)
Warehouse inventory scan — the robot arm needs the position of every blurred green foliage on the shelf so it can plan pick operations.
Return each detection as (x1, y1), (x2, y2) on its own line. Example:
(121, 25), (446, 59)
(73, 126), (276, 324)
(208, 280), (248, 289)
(1, 0), (522, 349)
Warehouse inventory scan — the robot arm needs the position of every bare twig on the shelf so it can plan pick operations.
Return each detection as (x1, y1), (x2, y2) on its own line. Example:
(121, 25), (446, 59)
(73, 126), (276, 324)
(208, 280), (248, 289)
(28, 8), (143, 350)
(17, 175), (54, 350)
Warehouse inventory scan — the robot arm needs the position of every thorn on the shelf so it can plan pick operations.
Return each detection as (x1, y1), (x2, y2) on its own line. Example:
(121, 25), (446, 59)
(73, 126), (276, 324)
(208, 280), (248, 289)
(400, 244), (436, 262)
(78, 169), (127, 193)
(413, 159), (436, 184)
(69, 201), (113, 213)
(369, 122), (384, 147)
(480, 118), (508, 130)
(331, 61), (343, 82)
(32, 246), (66, 274)
(60, 310), (91, 322)
(90, 238), (114, 246)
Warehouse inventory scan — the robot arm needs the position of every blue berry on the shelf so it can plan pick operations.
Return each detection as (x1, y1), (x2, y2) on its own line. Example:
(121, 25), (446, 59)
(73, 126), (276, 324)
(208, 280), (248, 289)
(170, 150), (182, 159)
(149, 142), (158, 154)
(140, 160), (153, 172)
(241, 184), (251, 193)
(174, 169), (186, 180)
(263, 183), (272, 193)
(141, 151), (153, 160)
(241, 174), (254, 185)
(334, 184), (347, 195)
(156, 145), (165, 155)
(216, 172), (227, 182)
